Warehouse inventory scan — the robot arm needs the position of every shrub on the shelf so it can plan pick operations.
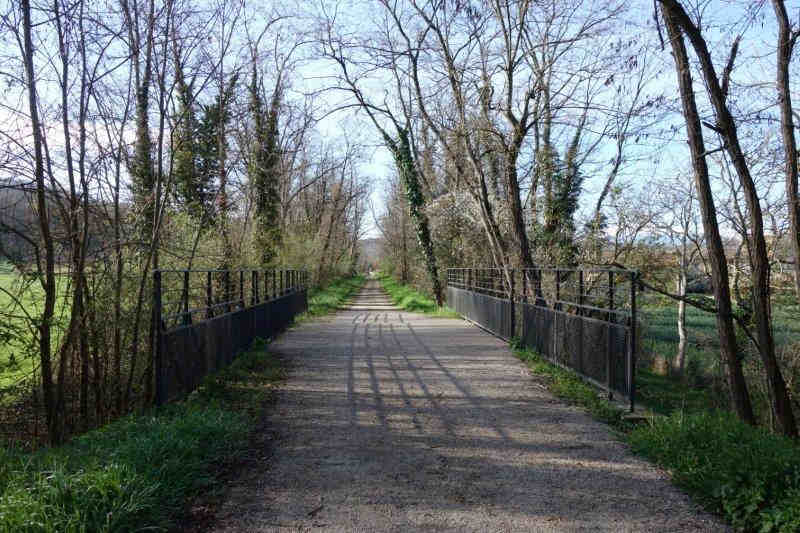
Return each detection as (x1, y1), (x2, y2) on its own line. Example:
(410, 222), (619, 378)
(628, 411), (800, 532)
(0, 345), (283, 532)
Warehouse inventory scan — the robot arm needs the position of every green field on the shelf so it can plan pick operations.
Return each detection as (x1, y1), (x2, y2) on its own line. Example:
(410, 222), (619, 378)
(0, 267), (69, 389)
(637, 294), (800, 415)
(640, 295), (800, 371)
(378, 273), (460, 317)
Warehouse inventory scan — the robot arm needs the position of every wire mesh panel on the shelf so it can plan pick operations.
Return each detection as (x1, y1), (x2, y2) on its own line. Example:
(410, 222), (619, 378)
(155, 269), (308, 404)
(447, 267), (638, 410)
(447, 285), (513, 339)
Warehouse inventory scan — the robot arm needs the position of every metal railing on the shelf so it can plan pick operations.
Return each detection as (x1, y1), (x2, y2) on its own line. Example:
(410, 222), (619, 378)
(446, 267), (639, 411)
(155, 268), (308, 330)
(153, 268), (308, 405)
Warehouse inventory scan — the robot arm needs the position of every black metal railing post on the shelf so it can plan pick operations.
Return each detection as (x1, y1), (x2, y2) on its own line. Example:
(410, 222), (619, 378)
(239, 271), (245, 309)
(510, 269), (516, 339)
(253, 271), (259, 305)
(555, 269), (561, 311)
(154, 270), (164, 406)
(629, 271), (637, 412)
(225, 270), (232, 313)
(522, 269), (528, 303)
(578, 270), (585, 316)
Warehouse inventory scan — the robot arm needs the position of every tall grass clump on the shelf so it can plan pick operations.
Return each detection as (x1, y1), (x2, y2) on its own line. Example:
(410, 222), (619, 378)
(628, 411), (800, 532)
(0, 343), (283, 532)
(378, 274), (459, 316)
(305, 275), (365, 317)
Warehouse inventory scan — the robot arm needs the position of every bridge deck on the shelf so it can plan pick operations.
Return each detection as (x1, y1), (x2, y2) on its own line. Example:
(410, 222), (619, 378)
(210, 280), (726, 532)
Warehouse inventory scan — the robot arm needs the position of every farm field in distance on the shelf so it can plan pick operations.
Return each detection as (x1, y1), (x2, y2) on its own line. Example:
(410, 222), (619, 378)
(636, 291), (800, 415)
(0, 264), (69, 391)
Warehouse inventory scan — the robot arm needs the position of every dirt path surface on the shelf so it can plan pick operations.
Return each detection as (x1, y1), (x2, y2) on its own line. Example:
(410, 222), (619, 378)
(210, 281), (727, 532)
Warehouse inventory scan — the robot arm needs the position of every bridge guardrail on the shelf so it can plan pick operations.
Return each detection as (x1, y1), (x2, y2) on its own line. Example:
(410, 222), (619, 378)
(153, 268), (308, 405)
(447, 267), (638, 411)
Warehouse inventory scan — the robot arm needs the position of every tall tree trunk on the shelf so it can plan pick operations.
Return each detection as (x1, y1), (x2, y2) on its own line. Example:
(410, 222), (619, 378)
(113, 122), (124, 415)
(388, 129), (444, 306)
(661, 5), (755, 425)
(401, 215), (409, 284)
(661, 0), (797, 437)
(122, 0), (156, 411)
(772, 0), (800, 301)
(506, 144), (535, 271)
(22, 0), (59, 443)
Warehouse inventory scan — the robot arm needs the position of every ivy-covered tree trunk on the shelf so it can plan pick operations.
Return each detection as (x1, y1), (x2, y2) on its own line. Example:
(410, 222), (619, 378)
(248, 68), (282, 268)
(172, 62), (207, 219)
(387, 129), (444, 307)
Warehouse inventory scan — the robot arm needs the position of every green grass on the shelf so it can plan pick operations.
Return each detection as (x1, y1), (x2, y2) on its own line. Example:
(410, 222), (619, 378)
(629, 411), (800, 532)
(511, 342), (627, 429)
(637, 296), (800, 417)
(378, 274), (460, 317)
(304, 275), (365, 317)
(640, 297), (800, 375)
(513, 342), (800, 531)
(0, 338), (283, 532)
(636, 369), (721, 416)
(639, 301), (720, 375)
(0, 271), (70, 389)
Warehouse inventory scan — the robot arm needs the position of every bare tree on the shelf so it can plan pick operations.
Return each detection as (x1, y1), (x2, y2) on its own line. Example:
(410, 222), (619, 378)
(771, 0), (800, 300)
(654, 174), (704, 374)
(19, 0), (60, 442)
(659, 0), (796, 437)
(659, 2), (756, 425)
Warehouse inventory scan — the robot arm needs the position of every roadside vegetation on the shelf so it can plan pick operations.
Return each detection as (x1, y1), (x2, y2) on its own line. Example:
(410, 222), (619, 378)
(0, 275), (356, 532)
(378, 273), (459, 317)
(629, 412), (800, 533)
(0, 340), (281, 532)
(304, 275), (365, 317)
(513, 341), (800, 532)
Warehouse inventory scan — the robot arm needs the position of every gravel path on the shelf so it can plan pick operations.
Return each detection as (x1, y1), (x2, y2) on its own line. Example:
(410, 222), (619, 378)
(210, 281), (727, 532)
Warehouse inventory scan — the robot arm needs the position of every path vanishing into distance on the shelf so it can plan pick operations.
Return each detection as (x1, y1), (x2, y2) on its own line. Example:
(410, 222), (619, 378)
(209, 280), (727, 532)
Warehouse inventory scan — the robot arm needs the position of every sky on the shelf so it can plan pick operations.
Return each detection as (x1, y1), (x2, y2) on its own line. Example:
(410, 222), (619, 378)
(1, 0), (797, 242)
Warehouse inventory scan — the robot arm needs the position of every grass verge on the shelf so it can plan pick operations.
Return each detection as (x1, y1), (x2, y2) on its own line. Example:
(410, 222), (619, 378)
(0, 274), (360, 532)
(304, 275), (365, 317)
(635, 368), (720, 416)
(512, 342), (800, 532)
(628, 411), (800, 532)
(0, 338), (283, 532)
(378, 274), (460, 317)
(510, 342), (627, 430)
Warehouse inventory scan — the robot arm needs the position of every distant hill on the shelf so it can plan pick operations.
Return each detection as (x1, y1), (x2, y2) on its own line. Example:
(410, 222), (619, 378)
(0, 178), (116, 265)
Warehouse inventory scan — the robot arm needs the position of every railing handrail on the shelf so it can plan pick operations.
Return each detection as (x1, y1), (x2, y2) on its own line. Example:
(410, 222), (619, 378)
(155, 267), (306, 274)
